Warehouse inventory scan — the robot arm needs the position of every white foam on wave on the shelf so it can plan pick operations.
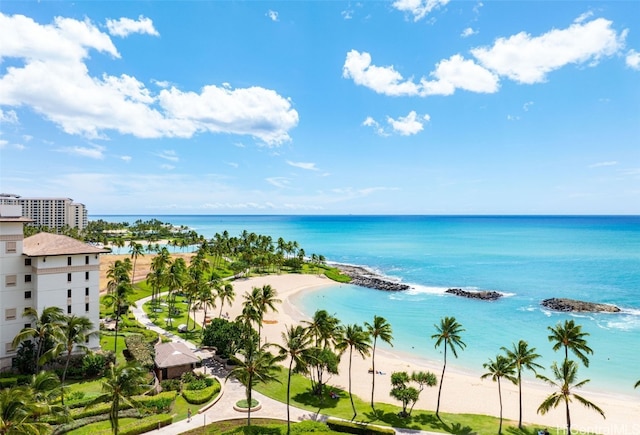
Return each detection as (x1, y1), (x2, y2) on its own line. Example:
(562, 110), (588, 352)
(405, 284), (449, 295)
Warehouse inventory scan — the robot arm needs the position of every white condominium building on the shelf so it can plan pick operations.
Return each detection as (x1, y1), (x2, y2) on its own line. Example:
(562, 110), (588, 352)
(0, 193), (88, 231)
(0, 205), (108, 371)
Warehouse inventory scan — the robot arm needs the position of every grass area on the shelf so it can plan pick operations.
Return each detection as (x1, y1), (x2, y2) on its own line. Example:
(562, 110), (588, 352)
(180, 418), (290, 435)
(99, 333), (127, 365)
(142, 294), (202, 340)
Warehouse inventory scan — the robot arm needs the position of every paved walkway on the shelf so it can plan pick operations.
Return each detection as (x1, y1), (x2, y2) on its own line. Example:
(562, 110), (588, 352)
(131, 295), (442, 435)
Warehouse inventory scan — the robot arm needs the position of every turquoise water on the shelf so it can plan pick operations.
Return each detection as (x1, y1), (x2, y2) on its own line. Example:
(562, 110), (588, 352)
(95, 215), (640, 393)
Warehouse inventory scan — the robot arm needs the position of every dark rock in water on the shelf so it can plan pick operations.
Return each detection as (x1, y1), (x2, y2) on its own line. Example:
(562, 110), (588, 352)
(541, 298), (620, 313)
(335, 264), (410, 292)
(445, 288), (503, 300)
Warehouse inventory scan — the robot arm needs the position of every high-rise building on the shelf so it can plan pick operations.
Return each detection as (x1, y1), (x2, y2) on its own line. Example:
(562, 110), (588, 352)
(0, 205), (107, 370)
(0, 194), (88, 231)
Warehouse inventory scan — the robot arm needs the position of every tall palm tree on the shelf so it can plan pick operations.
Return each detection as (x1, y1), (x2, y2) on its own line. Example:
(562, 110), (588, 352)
(273, 325), (314, 435)
(302, 310), (341, 396)
(481, 354), (517, 435)
(128, 241), (144, 285)
(226, 338), (282, 427)
(105, 259), (133, 357)
(165, 258), (187, 327)
(548, 320), (593, 367)
(147, 247), (170, 306)
(254, 285), (282, 342)
(537, 360), (605, 435)
(12, 306), (65, 373)
(365, 315), (393, 409)
(501, 340), (544, 428)
(336, 324), (371, 420)
(51, 315), (98, 405)
(0, 386), (50, 435)
(217, 282), (235, 318)
(432, 316), (466, 418)
(88, 362), (150, 435)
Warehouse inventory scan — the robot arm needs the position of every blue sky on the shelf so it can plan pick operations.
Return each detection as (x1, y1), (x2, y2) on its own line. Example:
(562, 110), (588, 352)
(1, 1), (638, 215)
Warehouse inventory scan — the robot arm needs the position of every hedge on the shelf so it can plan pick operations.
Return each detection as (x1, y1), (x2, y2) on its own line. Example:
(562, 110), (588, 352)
(326, 418), (396, 435)
(116, 414), (173, 435)
(181, 382), (220, 404)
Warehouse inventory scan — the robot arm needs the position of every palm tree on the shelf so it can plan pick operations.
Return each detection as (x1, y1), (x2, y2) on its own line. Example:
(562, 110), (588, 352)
(88, 362), (150, 435)
(273, 325), (314, 435)
(481, 354), (517, 435)
(226, 338), (282, 427)
(365, 315), (393, 409)
(432, 316), (466, 418)
(501, 340), (544, 428)
(336, 324), (371, 420)
(0, 386), (50, 435)
(253, 284), (282, 342)
(147, 247), (170, 306)
(104, 259), (133, 357)
(165, 258), (187, 327)
(128, 241), (144, 284)
(217, 282), (235, 318)
(12, 306), (65, 373)
(548, 320), (593, 367)
(51, 315), (98, 405)
(537, 360), (605, 435)
(635, 380), (640, 389)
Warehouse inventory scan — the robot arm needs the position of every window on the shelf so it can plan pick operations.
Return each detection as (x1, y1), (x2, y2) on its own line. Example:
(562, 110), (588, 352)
(85, 271), (89, 280)
(85, 287), (90, 296)
(5, 275), (16, 287)
(85, 303), (89, 312)
(6, 241), (16, 253)
(5, 343), (16, 353)
(67, 273), (72, 282)
(67, 305), (72, 314)
(24, 291), (32, 299)
(67, 257), (72, 266)
(85, 255), (89, 265)
(24, 323), (31, 329)
(25, 274), (32, 283)
(25, 258), (32, 266)
(67, 289), (72, 298)
(5, 308), (17, 321)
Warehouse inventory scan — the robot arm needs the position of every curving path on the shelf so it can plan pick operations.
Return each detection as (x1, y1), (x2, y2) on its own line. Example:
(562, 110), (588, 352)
(130, 295), (441, 435)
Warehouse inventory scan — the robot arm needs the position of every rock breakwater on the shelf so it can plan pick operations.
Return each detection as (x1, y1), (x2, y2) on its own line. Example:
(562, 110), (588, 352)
(445, 288), (503, 300)
(335, 264), (410, 292)
(541, 298), (620, 313)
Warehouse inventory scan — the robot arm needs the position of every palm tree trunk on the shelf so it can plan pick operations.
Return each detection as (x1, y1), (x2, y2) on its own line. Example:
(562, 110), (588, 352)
(498, 378), (503, 435)
(349, 347), (356, 420)
(287, 360), (293, 435)
(517, 370), (523, 428)
(247, 382), (252, 427)
(114, 303), (120, 357)
(61, 351), (72, 405)
(436, 346), (447, 418)
(370, 339), (377, 409)
(565, 398), (571, 435)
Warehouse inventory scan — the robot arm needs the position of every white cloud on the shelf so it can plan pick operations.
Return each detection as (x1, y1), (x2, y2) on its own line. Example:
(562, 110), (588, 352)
(626, 49), (640, 70)
(588, 161), (618, 168)
(58, 145), (105, 159)
(267, 10), (279, 22)
(0, 109), (18, 123)
(120, 155), (132, 162)
(156, 150), (179, 162)
(392, 0), (450, 22)
(523, 101), (534, 111)
(507, 114), (520, 121)
(575, 11), (594, 24)
(362, 116), (388, 136)
(266, 177), (290, 188)
(287, 161), (318, 171)
(461, 27), (477, 38)
(343, 50), (421, 96)
(226, 162), (239, 168)
(342, 9), (353, 20)
(105, 15), (159, 37)
(471, 18), (625, 84)
(387, 111), (427, 136)
(0, 13), (298, 146)
(160, 164), (175, 170)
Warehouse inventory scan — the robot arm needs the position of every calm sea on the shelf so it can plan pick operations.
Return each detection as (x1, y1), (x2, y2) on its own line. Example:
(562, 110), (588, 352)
(94, 215), (640, 393)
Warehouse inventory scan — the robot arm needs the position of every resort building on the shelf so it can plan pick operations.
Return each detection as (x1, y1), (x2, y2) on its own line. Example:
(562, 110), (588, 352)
(0, 193), (88, 231)
(0, 205), (107, 371)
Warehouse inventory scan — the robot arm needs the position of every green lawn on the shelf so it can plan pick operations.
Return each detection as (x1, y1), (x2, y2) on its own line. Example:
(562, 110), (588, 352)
(142, 294), (202, 341)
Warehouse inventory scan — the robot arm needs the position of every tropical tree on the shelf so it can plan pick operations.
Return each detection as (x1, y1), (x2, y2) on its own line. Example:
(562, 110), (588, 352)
(50, 315), (98, 405)
(303, 310), (342, 396)
(273, 325), (314, 435)
(537, 360), (605, 435)
(0, 386), (50, 435)
(251, 285), (282, 343)
(636, 380), (640, 389)
(502, 340), (544, 428)
(481, 354), (517, 435)
(12, 306), (65, 374)
(217, 282), (235, 318)
(104, 259), (133, 357)
(408, 371), (437, 415)
(88, 362), (150, 435)
(432, 316), (466, 418)
(365, 315), (393, 409)
(336, 324), (371, 420)
(548, 320), (593, 367)
(389, 372), (418, 418)
(165, 258), (187, 327)
(225, 337), (282, 427)
(29, 371), (62, 407)
(147, 247), (170, 306)
(128, 241), (144, 285)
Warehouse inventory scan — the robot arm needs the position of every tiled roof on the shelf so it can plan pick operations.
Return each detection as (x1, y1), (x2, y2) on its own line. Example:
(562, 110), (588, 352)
(154, 342), (200, 368)
(23, 232), (110, 256)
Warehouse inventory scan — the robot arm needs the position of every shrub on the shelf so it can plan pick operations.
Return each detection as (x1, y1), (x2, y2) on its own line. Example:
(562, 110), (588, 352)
(0, 377), (17, 388)
(137, 392), (176, 413)
(119, 414), (172, 435)
(326, 418), (395, 435)
(160, 379), (181, 392)
(82, 353), (107, 377)
(124, 334), (155, 368)
(186, 377), (213, 391)
(182, 382), (220, 404)
(292, 420), (331, 433)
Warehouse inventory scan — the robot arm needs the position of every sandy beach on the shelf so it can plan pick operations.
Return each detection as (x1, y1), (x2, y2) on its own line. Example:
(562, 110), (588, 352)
(100, 254), (640, 434)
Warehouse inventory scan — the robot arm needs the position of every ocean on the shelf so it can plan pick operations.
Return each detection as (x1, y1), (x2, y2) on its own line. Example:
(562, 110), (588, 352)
(94, 215), (640, 394)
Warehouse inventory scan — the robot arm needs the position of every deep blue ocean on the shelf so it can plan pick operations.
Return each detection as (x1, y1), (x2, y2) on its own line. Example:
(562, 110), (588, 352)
(94, 215), (640, 394)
